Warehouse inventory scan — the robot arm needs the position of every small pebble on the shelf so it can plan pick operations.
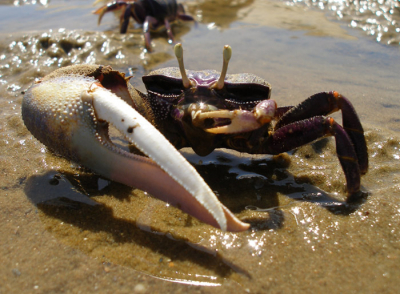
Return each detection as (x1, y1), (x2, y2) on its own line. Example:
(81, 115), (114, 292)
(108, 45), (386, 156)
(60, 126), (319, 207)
(12, 268), (21, 277)
(133, 283), (146, 293)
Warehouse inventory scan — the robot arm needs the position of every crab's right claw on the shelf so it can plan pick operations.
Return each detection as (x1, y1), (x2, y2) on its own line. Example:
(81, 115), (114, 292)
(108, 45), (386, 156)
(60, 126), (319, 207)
(22, 65), (250, 232)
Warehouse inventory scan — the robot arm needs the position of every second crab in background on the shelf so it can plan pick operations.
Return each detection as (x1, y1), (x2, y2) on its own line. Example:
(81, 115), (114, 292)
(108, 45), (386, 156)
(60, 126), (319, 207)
(94, 0), (194, 51)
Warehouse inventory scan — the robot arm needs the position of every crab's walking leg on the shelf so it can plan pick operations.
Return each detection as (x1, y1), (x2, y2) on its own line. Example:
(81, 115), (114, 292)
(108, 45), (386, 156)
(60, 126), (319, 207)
(264, 116), (361, 198)
(275, 91), (368, 174)
(120, 3), (134, 33)
(164, 18), (174, 43)
(143, 16), (159, 50)
(22, 75), (249, 232)
(93, 1), (128, 26)
(177, 13), (195, 22)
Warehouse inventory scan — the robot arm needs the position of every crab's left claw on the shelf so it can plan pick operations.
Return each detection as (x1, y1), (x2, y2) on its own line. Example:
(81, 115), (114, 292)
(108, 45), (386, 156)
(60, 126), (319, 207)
(22, 65), (250, 232)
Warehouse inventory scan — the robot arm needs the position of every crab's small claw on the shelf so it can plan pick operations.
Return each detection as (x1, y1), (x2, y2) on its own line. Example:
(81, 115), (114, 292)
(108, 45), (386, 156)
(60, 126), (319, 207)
(192, 100), (277, 134)
(22, 65), (250, 232)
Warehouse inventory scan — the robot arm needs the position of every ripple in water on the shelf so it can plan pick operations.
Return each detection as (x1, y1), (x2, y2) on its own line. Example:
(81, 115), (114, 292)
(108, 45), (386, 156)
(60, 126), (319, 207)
(287, 0), (400, 45)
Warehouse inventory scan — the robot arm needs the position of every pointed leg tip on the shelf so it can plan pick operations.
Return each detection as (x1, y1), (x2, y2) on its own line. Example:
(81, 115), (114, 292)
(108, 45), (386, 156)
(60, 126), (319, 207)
(346, 190), (368, 204)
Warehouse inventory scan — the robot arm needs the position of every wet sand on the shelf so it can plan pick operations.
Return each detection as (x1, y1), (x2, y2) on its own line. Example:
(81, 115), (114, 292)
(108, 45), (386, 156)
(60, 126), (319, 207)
(1, 0), (400, 293)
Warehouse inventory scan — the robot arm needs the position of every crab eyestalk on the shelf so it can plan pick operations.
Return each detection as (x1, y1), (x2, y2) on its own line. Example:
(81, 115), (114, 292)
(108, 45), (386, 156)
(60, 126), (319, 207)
(213, 45), (232, 90)
(174, 43), (192, 88)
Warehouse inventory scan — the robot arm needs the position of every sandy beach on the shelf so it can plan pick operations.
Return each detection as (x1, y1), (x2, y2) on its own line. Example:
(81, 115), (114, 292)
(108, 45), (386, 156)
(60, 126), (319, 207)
(1, 0), (400, 292)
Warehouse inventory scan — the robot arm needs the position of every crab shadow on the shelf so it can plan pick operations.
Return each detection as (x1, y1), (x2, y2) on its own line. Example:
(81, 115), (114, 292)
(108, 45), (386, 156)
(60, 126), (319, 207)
(182, 142), (369, 229)
(24, 170), (249, 279)
(25, 143), (368, 232)
(23, 142), (368, 276)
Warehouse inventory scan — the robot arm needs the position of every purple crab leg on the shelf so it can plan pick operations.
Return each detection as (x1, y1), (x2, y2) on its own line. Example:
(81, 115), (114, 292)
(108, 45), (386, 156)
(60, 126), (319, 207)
(275, 91), (368, 174)
(264, 116), (361, 197)
(143, 15), (159, 51)
(177, 14), (195, 21)
(119, 3), (133, 33)
(93, 1), (128, 26)
(176, 3), (195, 21)
(164, 18), (174, 43)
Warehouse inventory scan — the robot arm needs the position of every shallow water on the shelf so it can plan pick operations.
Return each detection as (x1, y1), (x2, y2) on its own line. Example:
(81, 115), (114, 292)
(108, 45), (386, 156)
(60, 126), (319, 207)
(1, 0), (400, 293)
(288, 0), (400, 45)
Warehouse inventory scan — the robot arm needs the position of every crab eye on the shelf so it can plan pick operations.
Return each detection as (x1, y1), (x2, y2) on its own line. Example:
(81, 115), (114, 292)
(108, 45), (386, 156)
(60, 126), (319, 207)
(142, 75), (186, 96)
(222, 83), (271, 101)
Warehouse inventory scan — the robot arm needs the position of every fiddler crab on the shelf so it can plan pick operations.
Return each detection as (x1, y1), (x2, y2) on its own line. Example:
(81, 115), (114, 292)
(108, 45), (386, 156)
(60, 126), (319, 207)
(93, 0), (194, 51)
(22, 44), (368, 232)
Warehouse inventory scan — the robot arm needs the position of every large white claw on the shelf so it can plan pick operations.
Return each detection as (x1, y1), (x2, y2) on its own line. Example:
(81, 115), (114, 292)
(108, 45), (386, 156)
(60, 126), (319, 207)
(22, 68), (250, 232)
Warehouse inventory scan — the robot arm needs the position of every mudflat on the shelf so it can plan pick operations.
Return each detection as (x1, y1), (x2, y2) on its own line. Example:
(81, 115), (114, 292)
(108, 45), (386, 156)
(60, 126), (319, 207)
(1, 0), (399, 292)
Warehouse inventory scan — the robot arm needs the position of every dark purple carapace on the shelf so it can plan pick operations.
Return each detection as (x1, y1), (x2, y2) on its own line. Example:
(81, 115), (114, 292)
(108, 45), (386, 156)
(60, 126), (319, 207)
(143, 68), (271, 113)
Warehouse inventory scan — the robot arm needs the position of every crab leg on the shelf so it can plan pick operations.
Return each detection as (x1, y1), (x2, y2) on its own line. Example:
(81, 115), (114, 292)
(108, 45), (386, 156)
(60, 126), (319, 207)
(164, 18), (174, 43)
(93, 2), (139, 35)
(93, 1), (128, 26)
(143, 15), (159, 50)
(275, 91), (368, 174)
(264, 116), (361, 198)
(120, 3), (134, 33)
(265, 92), (367, 199)
(22, 73), (249, 232)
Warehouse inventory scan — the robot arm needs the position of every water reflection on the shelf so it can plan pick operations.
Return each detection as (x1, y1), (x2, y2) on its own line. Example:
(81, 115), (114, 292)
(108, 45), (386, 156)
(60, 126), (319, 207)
(186, 0), (255, 28)
(12, 0), (49, 6)
(3, 0), (400, 46)
(0, 29), (177, 93)
(288, 0), (400, 45)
